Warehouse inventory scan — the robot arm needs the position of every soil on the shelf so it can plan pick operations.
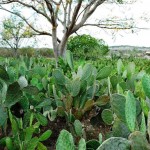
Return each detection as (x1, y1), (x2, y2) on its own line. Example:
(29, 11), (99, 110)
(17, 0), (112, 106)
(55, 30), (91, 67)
(41, 117), (67, 149)
(40, 108), (111, 149)
(0, 108), (111, 150)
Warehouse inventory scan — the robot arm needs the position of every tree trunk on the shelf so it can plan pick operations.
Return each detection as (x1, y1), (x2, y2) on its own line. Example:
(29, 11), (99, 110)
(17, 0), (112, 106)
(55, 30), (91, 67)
(58, 33), (69, 56)
(52, 27), (59, 66)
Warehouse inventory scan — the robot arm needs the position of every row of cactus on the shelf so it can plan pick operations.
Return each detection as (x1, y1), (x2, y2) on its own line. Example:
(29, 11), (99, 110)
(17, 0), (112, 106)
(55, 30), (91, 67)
(56, 129), (150, 150)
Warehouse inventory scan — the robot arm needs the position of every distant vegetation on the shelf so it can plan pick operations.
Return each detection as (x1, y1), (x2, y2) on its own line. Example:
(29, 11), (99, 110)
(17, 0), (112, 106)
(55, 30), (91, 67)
(0, 47), (54, 57)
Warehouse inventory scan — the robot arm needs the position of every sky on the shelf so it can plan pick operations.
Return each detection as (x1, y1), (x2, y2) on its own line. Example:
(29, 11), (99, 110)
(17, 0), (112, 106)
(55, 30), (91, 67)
(0, 0), (150, 47)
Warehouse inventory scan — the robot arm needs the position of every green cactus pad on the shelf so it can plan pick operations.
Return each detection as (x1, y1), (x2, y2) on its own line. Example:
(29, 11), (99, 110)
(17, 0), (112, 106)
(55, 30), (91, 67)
(97, 137), (130, 150)
(56, 130), (75, 150)
(101, 109), (114, 125)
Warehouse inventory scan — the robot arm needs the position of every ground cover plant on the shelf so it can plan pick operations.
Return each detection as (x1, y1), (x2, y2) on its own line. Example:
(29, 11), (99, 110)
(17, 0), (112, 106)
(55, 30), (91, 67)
(0, 51), (150, 149)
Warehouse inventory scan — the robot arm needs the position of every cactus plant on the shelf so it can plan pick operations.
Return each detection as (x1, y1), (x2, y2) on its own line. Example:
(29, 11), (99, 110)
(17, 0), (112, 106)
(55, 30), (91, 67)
(56, 130), (75, 150)
(128, 131), (150, 150)
(52, 69), (66, 85)
(117, 59), (124, 75)
(66, 50), (74, 70)
(112, 118), (130, 138)
(97, 137), (130, 150)
(97, 66), (112, 80)
(81, 63), (93, 80)
(73, 120), (83, 137)
(101, 109), (114, 125)
(78, 138), (86, 150)
(0, 65), (9, 81)
(86, 139), (100, 150)
(142, 74), (150, 99)
(125, 91), (136, 132)
(70, 78), (81, 97)
(111, 94), (126, 122)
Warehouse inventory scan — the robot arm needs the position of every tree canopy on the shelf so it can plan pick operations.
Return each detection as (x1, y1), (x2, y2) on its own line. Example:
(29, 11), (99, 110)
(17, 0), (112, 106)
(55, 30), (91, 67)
(0, 15), (34, 55)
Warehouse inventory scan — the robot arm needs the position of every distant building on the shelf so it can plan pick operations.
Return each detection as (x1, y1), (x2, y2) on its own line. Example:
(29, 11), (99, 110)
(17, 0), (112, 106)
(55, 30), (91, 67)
(145, 51), (150, 56)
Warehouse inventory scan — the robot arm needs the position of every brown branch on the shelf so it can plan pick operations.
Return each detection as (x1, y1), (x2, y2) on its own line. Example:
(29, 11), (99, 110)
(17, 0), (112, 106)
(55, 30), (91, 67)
(0, 6), (61, 42)
(68, 0), (83, 33)
(0, 0), (52, 23)
(71, 0), (106, 34)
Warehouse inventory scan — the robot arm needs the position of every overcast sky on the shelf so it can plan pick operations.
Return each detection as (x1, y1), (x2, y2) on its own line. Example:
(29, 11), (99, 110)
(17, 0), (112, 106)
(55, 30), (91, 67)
(0, 0), (150, 47)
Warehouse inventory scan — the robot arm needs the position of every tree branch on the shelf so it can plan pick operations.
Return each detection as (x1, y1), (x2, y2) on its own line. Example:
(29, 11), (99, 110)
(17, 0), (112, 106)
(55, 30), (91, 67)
(0, 5), (61, 42)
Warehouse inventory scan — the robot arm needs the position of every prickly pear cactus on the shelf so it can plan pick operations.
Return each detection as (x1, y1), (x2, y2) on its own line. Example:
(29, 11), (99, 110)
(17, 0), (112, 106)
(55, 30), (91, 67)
(128, 131), (150, 150)
(0, 65), (9, 81)
(52, 69), (66, 85)
(70, 78), (81, 97)
(112, 118), (130, 138)
(81, 63), (93, 80)
(66, 50), (74, 70)
(56, 130), (75, 150)
(111, 94), (126, 122)
(101, 109), (113, 125)
(97, 66), (112, 80)
(142, 74), (150, 99)
(74, 120), (82, 136)
(97, 137), (130, 150)
(125, 91), (136, 132)
(78, 138), (86, 150)
(86, 139), (100, 150)
(117, 59), (124, 75)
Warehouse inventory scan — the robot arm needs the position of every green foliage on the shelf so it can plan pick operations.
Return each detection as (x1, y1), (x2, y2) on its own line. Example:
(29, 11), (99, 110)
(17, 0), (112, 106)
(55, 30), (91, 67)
(142, 74), (150, 99)
(101, 109), (114, 125)
(1, 52), (150, 149)
(0, 15), (34, 55)
(66, 50), (74, 70)
(0, 106), (7, 127)
(0, 65), (9, 81)
(73, 120), (83, 136)
(125, 91), (136, 132)
(128, 131), (150, 150)
(56, 130), (75, 150)
(86, 139), (100, 150)
(19, 47), (35, 57)
(67, 35), (109, 59)
(52, 69), (66, 85)
(0, 110), (52, 150)
(111, 94), (126, 121)
(97, 66), (112, 80)
(97, 137), (130, 150)
(78, 138), (86, 150)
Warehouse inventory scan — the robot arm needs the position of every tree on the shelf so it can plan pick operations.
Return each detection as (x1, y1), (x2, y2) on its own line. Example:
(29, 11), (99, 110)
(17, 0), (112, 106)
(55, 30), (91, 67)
(0, 0), (135, 59)
(0, 15), (34, 56)
(67, 34), (109, 59)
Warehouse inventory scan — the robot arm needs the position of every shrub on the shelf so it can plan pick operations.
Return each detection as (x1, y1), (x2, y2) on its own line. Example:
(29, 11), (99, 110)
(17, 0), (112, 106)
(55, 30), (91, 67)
(19, 46), (35, 57)
(67, 34), (109, 59)
(38, 48), (54, 57)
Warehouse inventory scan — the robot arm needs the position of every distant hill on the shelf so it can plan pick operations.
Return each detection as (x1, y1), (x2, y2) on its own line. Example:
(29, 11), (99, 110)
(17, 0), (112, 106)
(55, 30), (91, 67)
(109, 45), (150, 51)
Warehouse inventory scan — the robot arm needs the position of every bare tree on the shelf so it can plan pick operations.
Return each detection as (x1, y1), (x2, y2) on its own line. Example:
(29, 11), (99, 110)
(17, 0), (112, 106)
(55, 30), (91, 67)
(0, 0), (136, 59)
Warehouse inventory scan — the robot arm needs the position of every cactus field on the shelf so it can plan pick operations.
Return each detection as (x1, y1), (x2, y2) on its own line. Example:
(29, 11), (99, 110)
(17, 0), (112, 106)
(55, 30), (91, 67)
(0, 52), (150, 150)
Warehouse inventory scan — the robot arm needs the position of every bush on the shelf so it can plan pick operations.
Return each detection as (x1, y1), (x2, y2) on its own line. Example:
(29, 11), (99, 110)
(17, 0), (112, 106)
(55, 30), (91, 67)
(38, 48), (54, 57)
(0, 48), (13, 57)
(19, 46), (35, 57)
(67, 34), (109, 59)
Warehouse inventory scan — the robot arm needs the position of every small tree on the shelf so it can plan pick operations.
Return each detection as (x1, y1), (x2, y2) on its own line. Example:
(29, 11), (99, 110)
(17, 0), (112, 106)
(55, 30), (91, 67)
(67, 34), (109, 59)
(0, 15), (34, 56)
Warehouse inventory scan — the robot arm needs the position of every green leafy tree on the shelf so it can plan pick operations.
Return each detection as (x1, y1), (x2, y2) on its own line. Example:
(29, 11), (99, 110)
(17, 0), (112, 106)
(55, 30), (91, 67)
(0, 15), (34, 56)
(67, 34), (109, 59)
